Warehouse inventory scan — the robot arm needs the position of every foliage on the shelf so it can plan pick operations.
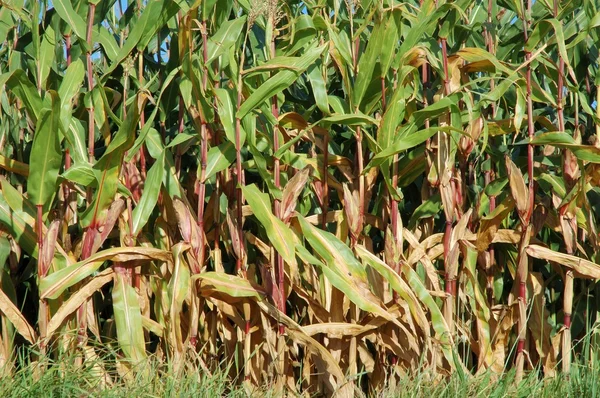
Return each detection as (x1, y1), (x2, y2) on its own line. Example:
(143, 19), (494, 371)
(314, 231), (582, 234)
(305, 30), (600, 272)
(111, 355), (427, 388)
(0, 0), (599, 395)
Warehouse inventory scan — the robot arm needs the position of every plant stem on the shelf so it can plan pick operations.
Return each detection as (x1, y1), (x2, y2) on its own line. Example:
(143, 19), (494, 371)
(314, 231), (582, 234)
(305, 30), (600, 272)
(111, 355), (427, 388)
(321, 133), (329, 230)
(485, 0), (496, 305)
(516, 0), (535, 381)
(77, 2), (97, 355)
(320, 46), (329, 230)
(175, 13), (185, 177)
(36, 205), (48, 353)
(234, 31), (249, 273)
(440, 35), (456, 334)
(351, 7), (363, 247)
(269, 30), (286, 333)
(213, 71), (223, 268)
(63, 33), (72, 223)
(388, 69), (401, 302)
(137, 52), (146, 179)
(188, 18), (211, 348)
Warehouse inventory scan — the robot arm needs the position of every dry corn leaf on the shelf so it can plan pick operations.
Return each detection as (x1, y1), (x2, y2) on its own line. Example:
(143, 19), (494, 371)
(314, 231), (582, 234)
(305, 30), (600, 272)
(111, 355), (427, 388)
(526, 244), (600, 279)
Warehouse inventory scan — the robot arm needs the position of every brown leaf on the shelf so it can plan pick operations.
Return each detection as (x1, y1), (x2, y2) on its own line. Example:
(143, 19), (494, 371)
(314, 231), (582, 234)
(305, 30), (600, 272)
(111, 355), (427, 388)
(505, 155), (529, 220)
(526, 244), (600, 279)
(302, 323), (376, 338)
(342, 184), (361, 242)
(281, 167), (311, 222)
(0, 288), (37, 344)
(226, 207), (244, 264)
(476, 197), (515, 252)
(40, 220), (60, 277)
(95, 198), (125, 254)
(46, 269), (114, 340)
(440, 166), (455, 221)
(173, 197), (204, 272)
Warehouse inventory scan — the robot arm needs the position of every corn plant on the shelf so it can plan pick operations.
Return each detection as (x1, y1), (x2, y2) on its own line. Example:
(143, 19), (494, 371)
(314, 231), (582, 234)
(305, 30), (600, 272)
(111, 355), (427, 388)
(0, 0), (599, 395)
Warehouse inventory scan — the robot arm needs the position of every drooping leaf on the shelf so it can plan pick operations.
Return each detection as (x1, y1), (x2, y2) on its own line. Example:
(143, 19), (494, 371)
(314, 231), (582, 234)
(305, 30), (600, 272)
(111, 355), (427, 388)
(242, 184), (297, 267)
(113, 272), (147, 364)
(41, 247), (171, 300)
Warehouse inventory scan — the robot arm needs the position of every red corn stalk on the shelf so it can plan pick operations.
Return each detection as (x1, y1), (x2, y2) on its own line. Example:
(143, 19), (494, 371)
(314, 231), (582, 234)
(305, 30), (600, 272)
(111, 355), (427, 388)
(516, 0), (535, 381)
(130, 51), (146, 291)
(188, 18), (211, 348)
(440, 35), (457, 333)
(65, 34), (72, 66)
(63, 34), (72, 222)
(553, 0), (576, 374)
(562, 271), (574, 374)
(268, 27), (286, 334)
(234, 31), (249, 274)
(77, 2), (97, 352)
(321, 132), (329, 230)
(36, 205), (47, 352)
(484, 0), (496, 305)
(198, 19), (209, 256)
(342, 0), (364, 248)
(213, 70), (223, 262)
(137, 52), (147, 179)
(175, 13), (185, 177)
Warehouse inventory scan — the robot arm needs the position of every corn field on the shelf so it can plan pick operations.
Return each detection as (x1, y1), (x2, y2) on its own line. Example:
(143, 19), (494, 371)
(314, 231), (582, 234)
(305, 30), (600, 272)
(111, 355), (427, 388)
(0, 0), (599, 395)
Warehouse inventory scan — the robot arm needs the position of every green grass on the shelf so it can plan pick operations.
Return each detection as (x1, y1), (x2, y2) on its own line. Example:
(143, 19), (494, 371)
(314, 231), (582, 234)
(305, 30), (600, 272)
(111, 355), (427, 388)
(0, 345), (249, 398)
(387, 367), (600, 398)
(3, 349), (600, 398)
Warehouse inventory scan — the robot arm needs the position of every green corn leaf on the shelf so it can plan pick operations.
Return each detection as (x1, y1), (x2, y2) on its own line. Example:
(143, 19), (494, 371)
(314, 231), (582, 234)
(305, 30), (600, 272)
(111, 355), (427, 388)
(131, 153), (165, 236)
(295, 243), (407, 331)
(307, 60), (329, 115)
(113, 272), (147, 364)
(104, 0), (182, 76)
(81, 94), (147, 228)
(319, 113), (378, 127)
(242, 184), (297, 267)
(58, 59), (85, 132)
(167, 243), (191, 352)
(61, 164), (96, 187)
(41, 247), (171, 300)
(0, 189), (37, 258)
(63, 119), (88, 165)
(51, 0), (88, 44)
(1, 70), (43, 123)
(206, 16), (247, 63)
(528, 132), (600, 163)
(205, 142), (236, 181)
(366, 125), (462, 172)
(355, 245), (430, 335)
(298, 216), (367, 282)
(352, 15), (385, 109)
(237, 44), (327, 119)
(38, 25), (56, 90)
(28, 91), (62, 214)
(193, 272), (266, 300)
(401, 263), (454, 366)
(215, 88), (237, 145)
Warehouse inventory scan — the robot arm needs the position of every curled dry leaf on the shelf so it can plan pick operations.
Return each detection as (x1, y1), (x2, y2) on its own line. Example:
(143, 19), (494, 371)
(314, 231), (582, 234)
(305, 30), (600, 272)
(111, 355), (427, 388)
(39, 220), (60, 277)
(281, 167), (311, 222)
(342, 183), (361, 242)
(526, 244), (600, 279)
(505, 155), (529, 220)
(0, 288), (37, 344)
(46, 269), (115, 340)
